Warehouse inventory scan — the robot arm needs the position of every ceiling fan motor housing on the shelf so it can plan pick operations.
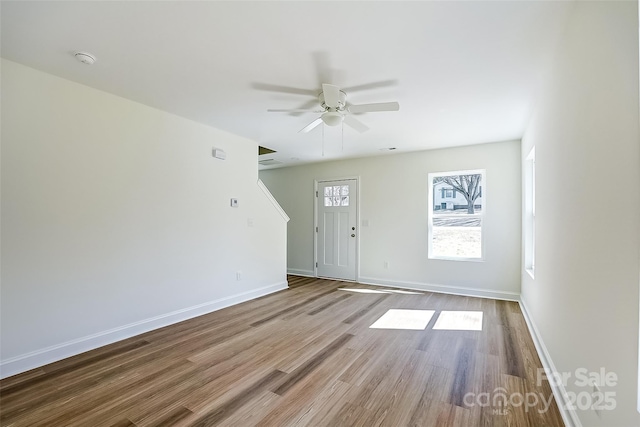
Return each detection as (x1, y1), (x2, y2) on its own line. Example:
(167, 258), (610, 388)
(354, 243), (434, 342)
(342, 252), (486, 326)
(319, 91), (347, 111)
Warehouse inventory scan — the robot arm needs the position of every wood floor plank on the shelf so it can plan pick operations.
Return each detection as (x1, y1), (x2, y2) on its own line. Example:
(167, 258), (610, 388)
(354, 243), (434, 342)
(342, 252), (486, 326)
(0, 339), (150, 400)
(307, 293), (352, 315)
(449, 336), (477, 408)
(250, 287), (338, 327)
(272, 333), (354, 396)
(342, 295), (388, 324)
(366, 349), (437, 426)
(149, 406), (193, 427)
(188, 370), (286, 426)
(327, 402), (373, 427)
(109, 419), (137, 427)
(294, 380), (354, 426)
(273, 322), (353, 373)
(253, 347), (358, 426)
(0, 276), (563, 427)
(215, 391), (282, 427)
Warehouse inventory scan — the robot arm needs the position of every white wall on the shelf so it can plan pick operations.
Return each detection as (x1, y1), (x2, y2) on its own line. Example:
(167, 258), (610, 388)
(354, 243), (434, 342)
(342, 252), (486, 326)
(521, 2), (640, 426)
(0, 59), (288, 378)
(260, 140), (521, 300)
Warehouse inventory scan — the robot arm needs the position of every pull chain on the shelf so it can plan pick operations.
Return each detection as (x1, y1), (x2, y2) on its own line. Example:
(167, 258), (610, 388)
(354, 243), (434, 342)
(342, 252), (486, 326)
(322, 124), (325, 157)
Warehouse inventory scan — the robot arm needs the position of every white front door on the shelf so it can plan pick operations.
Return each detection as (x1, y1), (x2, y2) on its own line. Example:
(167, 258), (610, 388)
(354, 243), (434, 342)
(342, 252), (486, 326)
(316, 179), (358, 281)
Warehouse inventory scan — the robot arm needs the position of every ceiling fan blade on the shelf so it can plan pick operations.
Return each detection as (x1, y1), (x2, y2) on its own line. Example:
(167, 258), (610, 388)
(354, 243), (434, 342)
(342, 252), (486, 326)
(343, 115), (369, 133)
(252, 82), (316, 97)
(342, 80), (398, 93)
(348, 102), (400, 114)
(322, 84), (341, 108)
(299, 117), (323, 133)
(290, 99), (321, 116)
(267, 109), (321, 113)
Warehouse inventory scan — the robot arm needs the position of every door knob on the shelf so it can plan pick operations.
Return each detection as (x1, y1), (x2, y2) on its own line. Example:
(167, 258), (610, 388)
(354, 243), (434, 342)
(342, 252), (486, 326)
(351, 234), (356, 237)
(352, 227), (356, 230)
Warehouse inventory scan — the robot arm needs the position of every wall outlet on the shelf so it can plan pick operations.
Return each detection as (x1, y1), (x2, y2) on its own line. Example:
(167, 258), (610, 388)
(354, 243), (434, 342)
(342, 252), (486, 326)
(236, 271), (242, 281)
(230, 198), (239, 208)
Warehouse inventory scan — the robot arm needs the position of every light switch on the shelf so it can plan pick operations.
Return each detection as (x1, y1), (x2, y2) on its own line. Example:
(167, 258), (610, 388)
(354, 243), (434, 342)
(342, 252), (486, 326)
(230, 198), (238, 207)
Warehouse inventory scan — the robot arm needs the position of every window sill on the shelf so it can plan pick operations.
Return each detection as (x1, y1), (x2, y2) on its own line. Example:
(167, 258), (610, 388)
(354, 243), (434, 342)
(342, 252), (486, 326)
(429, 256), (485, 263)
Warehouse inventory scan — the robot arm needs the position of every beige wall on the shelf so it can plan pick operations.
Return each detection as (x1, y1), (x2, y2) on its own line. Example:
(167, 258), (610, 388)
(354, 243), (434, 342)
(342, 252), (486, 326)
(0, 59), (288, 377)
(260, 140), (522, 300)
(521, 1), (640, 426)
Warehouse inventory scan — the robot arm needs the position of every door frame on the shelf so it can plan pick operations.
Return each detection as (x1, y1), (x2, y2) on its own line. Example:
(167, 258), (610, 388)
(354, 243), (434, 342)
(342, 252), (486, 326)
(313, 176), (360, 281)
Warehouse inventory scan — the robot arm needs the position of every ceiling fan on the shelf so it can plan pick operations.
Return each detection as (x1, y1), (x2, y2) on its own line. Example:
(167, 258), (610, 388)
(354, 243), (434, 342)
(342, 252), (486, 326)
(267, 83), (399, 133)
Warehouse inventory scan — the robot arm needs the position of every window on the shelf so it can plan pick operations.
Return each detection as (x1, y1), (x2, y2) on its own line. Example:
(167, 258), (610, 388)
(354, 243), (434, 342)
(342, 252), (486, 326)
(324, 185), (349, 207)
(428, 170), (485, 260)
(524, 148), (535, 277)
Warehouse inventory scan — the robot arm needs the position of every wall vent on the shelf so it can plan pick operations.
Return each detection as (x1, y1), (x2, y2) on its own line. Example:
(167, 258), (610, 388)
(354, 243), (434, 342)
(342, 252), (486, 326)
(258, 159), (283, 166)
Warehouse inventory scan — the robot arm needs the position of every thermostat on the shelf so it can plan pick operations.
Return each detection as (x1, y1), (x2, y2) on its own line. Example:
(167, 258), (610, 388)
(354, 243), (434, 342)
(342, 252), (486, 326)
(212, 148), (226, 160)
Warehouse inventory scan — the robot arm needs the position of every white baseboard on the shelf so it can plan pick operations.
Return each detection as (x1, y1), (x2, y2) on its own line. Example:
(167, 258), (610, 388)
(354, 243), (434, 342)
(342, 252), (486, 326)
(358, 276), (520, 301)
(519, 298), (581, 427)
(0, 281), (288, 380)
(287, 268), (315, 277)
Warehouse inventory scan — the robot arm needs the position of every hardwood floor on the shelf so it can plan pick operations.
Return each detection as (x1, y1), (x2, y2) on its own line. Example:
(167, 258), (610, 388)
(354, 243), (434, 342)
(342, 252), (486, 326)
(0, 276), (564, 426)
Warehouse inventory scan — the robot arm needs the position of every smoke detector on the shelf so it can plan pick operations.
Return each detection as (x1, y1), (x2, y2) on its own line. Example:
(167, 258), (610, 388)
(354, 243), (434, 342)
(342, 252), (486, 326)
(74, 52), (96, 65)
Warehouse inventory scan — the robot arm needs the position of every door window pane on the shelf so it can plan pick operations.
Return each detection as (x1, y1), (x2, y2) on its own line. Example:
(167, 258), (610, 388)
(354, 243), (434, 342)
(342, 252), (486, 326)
(322, 184), (350, 207)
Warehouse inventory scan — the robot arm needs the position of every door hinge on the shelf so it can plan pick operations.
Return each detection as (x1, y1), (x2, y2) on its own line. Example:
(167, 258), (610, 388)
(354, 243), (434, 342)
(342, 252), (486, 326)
(316, 190), (319, 197)
(316, 262), (318, 268)
(316, 226), (318, 232)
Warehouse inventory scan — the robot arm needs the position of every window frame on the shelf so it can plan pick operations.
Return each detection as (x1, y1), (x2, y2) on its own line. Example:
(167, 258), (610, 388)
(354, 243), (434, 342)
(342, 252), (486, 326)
(428, 169), (486, 262)
(524, 148), (535, 278)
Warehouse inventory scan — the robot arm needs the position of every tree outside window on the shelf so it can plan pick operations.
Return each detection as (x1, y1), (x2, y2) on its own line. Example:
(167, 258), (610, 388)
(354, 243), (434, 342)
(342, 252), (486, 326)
(429, 170), (485, 260)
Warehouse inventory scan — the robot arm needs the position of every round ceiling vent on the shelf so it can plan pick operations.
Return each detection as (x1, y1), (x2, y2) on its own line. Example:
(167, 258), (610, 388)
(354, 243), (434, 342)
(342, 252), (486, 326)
(74, 52), (96, 65)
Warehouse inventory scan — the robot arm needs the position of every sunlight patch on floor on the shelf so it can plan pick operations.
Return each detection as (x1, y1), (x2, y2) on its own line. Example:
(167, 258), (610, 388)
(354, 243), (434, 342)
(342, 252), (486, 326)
(369, 309), (435, 330)
(432, 311), (483, 331)
(339, 288), (422, 295)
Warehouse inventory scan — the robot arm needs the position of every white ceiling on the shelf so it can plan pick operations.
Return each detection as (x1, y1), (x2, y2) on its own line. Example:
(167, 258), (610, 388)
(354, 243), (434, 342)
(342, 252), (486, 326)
(1, 1), (573, 169)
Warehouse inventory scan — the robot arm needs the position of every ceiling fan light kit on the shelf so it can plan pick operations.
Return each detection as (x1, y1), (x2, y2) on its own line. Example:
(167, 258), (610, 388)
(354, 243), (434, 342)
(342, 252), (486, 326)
(321, 111), (343, 127)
